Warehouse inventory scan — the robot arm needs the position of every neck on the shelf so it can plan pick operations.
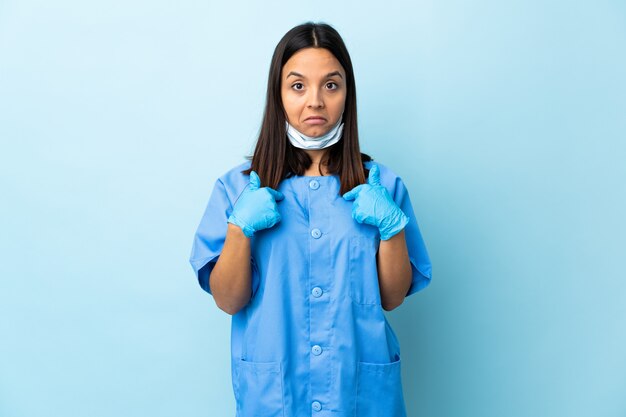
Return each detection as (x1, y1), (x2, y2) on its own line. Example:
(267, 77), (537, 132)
(302, 149), (330, 176)
(304, 149), (329, 166)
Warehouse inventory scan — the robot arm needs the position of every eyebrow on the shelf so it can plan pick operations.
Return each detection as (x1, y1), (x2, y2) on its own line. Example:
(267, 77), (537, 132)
(286, 71), (343, 79)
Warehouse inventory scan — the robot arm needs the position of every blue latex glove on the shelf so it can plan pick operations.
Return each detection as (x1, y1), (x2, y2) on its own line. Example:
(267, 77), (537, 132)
(342, 164), (409, 240)
(227, 171), (285, 238)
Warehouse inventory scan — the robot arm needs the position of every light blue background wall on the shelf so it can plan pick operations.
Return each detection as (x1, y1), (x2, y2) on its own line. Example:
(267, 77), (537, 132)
(1, 0), (624, 416)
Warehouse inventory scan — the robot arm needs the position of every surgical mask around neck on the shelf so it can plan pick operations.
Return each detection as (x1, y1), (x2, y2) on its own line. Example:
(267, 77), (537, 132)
(285, 113), (344, 150)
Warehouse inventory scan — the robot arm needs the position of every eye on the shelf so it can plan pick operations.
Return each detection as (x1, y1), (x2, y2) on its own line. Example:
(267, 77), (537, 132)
(326, 82), (338, 90)
(291, 82), (304, 91)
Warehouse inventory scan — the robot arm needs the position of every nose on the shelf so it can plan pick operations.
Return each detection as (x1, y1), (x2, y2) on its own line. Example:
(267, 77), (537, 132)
(306, 89), (324, 108)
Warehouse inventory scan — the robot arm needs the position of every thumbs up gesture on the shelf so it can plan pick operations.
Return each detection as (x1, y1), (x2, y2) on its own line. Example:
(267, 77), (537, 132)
(342, 164), (409, 240)
(227, 171), (285, 238)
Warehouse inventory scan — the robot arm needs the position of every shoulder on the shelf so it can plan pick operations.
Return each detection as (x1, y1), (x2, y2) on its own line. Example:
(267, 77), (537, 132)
(363, 160), (406, 195)
(218, 160), (251, 183)
(215, 160), (252, 202)
(363, 159), (398, 179)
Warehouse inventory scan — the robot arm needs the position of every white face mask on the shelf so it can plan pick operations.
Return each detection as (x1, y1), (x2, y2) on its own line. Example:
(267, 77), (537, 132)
(285, 113), (344, 150)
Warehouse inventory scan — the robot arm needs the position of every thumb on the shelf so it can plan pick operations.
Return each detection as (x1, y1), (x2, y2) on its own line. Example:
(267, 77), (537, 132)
(343, 184), (365, 201)
(367, 164), (381, 186)
(249, 171), (261, 190)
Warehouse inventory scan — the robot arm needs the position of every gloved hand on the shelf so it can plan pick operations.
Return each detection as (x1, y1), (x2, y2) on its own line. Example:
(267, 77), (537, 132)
(227, 171), (285, 238)
(342, 164), (409, 240)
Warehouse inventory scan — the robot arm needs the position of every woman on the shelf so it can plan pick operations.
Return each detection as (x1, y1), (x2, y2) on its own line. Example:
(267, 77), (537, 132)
(189, 22), (432, 417)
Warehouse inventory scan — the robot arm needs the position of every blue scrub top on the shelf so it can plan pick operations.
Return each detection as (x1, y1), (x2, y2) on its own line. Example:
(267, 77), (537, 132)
(189, 159), (432, 417)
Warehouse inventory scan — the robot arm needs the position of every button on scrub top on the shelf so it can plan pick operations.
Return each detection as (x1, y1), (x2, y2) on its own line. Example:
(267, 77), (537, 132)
(189, 160), (432, 417)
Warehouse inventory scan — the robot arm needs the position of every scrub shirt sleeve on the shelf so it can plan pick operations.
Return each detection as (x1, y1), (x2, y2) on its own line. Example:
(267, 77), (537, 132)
(393, 176), (433, 297)
(188, 177), (260, 297)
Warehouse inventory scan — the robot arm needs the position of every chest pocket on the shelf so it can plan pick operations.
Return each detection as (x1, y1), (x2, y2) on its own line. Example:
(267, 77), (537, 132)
(349, 236), (382, 305)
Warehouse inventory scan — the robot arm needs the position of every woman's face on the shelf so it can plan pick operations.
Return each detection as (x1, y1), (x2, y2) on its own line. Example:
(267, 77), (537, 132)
(281, 47), (347, 138)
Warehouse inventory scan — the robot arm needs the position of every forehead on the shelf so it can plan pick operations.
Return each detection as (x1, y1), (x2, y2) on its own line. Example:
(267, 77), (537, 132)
(282, 47), (344, 77)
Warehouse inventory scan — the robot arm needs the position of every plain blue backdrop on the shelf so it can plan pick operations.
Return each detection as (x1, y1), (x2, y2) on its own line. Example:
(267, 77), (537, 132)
(1, 1), (625, 416)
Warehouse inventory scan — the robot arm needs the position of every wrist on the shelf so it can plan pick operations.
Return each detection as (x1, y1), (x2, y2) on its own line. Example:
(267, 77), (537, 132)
(227, 215), (255, 238)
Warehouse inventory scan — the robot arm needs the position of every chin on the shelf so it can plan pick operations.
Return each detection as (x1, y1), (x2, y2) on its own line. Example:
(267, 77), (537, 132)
(303, 126), (329, 137)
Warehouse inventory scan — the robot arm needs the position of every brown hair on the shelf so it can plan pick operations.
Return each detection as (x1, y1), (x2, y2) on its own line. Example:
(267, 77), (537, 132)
(241, 21), (372, 195)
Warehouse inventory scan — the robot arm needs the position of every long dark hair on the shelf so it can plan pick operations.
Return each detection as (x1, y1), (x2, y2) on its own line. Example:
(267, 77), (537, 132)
(242, 22), (372, 195)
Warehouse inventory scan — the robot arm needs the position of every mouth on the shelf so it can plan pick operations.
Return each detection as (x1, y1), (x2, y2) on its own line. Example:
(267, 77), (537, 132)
(304, 116), (327, 125)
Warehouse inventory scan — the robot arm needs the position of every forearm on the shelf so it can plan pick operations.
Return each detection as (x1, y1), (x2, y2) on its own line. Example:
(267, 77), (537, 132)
(376, 229), (412, 311)
(210, 223), (253, 315)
